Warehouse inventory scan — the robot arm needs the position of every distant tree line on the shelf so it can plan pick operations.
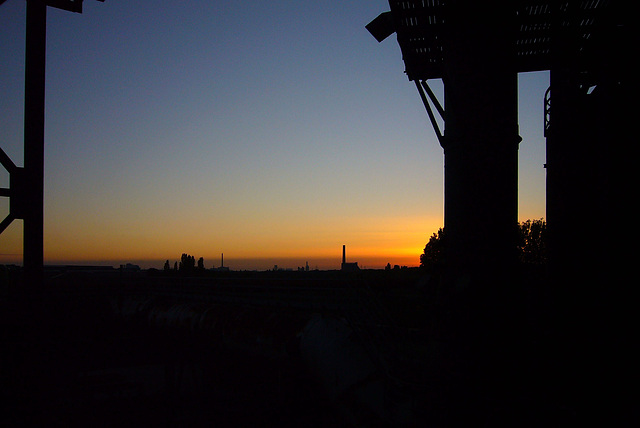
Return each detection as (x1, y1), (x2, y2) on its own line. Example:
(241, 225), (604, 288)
(163, 253), (205, 275)
(420, 218), (547, 269)
(516, 218), (547, 265)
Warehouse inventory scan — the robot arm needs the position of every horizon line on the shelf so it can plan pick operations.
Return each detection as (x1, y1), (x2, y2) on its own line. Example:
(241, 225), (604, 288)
(1, 255), (421, 271)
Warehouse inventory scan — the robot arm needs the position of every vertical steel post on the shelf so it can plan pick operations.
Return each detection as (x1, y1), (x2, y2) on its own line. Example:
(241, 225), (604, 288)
(442, 4), (520, 281)
(23, 0), (47, 284)
(439, 5), (522, 398)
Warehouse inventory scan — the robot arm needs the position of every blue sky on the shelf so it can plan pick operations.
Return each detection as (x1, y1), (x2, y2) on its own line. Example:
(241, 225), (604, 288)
(0, 1), (547, 269)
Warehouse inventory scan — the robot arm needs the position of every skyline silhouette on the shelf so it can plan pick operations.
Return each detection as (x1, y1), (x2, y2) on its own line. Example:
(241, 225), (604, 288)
(0, 1), (628, 426)
(1, 1), (546, 269)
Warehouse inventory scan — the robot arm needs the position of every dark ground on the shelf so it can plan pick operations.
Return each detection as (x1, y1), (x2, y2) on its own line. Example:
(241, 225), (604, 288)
(0, 266), (625, 426)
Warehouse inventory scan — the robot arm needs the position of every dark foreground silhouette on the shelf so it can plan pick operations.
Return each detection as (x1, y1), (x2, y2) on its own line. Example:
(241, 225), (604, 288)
(3, 264), (623, 427)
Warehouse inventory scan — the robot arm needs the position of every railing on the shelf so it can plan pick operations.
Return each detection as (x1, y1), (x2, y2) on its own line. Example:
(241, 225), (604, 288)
(544, 86), (551, 137)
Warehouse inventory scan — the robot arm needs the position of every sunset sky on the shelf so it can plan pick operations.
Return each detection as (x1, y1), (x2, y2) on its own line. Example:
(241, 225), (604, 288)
(0, 1), (547, 270)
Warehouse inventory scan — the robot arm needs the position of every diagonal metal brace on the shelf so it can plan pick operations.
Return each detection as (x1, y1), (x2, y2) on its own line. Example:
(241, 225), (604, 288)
(0, 213), (16, 234)
(0, 146), (17, 200)
(43, 0), (106, 15)
(0, 147), (26, 233)
(0, 146), (17, 175)
(415, 80), (445, 147)
(46, 0), (83, 13)
(421, 80), (444, 119)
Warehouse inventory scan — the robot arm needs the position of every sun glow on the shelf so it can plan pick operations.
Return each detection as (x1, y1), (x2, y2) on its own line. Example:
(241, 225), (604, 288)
(1, 214), (443, 270)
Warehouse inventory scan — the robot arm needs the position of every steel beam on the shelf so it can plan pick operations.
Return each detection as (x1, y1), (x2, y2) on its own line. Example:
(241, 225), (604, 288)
(440, 4), (520, 280)
(23, 0), (47, 284)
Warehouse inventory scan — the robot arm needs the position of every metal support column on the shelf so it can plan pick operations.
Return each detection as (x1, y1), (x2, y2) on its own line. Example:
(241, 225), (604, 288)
(437, 6), (523, 404)
(23, 0), (47, 284)
(441, 4), (520, 282)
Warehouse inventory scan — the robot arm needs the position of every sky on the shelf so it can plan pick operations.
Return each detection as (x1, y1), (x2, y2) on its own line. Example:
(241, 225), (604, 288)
(0, 1), (548, 270)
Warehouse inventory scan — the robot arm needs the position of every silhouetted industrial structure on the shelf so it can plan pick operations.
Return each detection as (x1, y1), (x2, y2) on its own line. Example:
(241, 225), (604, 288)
(367, 1), (629, 424)
(340, 244), (359, 271)
(367, 0), (627, 284)
(214, 252), (229, 271)
(0, 0), (105, 285)
(0, 2), (629, 426)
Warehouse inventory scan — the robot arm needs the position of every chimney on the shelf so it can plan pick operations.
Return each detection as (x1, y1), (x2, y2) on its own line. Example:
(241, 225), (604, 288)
(221, 253), (224, 268)
(342, 245), (346, 264)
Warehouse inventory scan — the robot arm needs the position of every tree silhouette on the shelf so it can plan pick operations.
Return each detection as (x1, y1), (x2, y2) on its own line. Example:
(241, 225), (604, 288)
(179, 253), (196, 274)
(197, 257), (205, 270)
(420, 228), (445, 269)
(420, 220), (547, 268)
(517, 218), (547, 265)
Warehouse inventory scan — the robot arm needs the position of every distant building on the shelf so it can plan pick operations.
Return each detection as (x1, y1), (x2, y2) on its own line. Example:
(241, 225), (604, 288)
(213, 253), (230, 272)
(298, 262), (310, 272)
(120, 263), (140, 272)
(341, 245), (359, 271)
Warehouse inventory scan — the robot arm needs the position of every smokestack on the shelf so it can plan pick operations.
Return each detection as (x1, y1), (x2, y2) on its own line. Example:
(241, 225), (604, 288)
(342, 245), (346, 264)
(221, 253), (224, 268)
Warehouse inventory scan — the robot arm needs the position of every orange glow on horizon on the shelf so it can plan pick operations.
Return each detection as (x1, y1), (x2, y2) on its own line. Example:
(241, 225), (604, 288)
(35, 247), (424, 271)
(1, 214), (441, 270)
